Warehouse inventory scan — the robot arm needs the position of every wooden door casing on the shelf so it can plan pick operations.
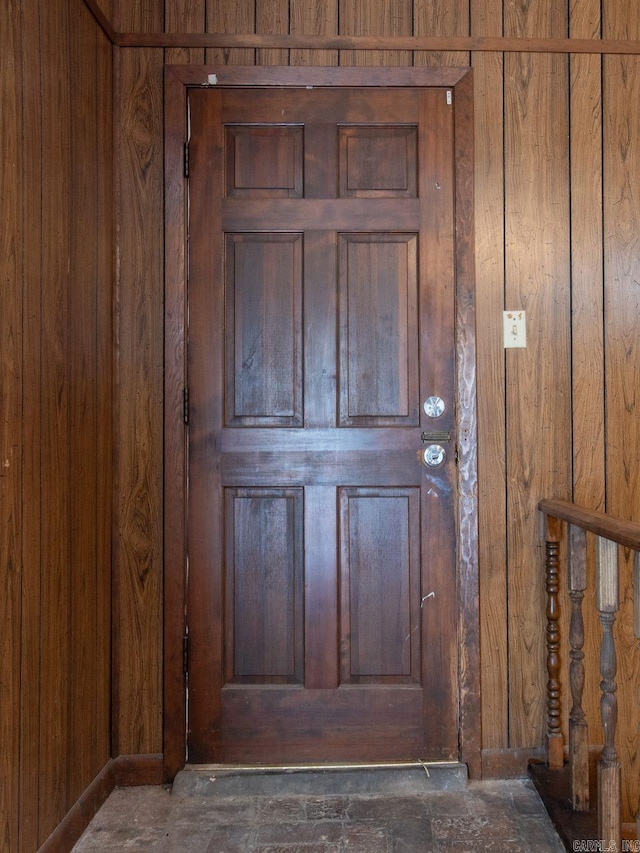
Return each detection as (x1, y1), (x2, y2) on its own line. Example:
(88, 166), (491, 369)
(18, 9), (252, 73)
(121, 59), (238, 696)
(163, 66), (478, 780)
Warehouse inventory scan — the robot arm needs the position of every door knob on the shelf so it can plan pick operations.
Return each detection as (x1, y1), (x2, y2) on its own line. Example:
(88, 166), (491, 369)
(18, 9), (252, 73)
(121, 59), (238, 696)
(423, 444), (446, 468)
(423, 396), (445, 418)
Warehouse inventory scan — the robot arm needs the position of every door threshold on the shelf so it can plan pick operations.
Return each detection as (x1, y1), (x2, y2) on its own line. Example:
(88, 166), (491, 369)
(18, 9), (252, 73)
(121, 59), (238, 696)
(173, 761), (468, 797)
(184, 760), (462, 774)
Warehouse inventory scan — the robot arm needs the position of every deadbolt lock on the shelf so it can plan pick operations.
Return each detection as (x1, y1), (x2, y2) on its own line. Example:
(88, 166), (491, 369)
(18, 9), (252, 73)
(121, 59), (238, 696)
(423, 444), (447, 468)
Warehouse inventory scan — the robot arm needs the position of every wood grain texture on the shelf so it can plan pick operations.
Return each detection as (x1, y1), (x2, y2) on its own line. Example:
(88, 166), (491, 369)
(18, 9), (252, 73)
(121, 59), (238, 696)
(96, 0), (640, 822)
(207, 0), (255, 65)
(257, 0), (290, 65)
(112, 0), (164, 764)
(570, 0), (604, 510)
(539, 501), (640, 551)
(414, 0), (470, 67)
(18, 1), (44, 847)
(225, 490), (304, 683)
(69, 0), (100, 806)
(9, 0), (640, 835)
(83, 0), (118, 42)
(568, 526), (589, 811)
(96, 15), (114, 775)
(163, 66), (189, 781)
(168, 69), (477, 764)
(5, 1), (114, 846)
(182, 87), (224, 764)
(0, 1), (23, 849)
(451, 69), (481, 779)
(504, 0), (572, 749)
(108, 30), (640, 53)
(471, 0), (508, 755)
(569, 0), (605, 758)
(114, 43), (164, 756)
(290, 0), (338, 66)
(38, 763), (114, 853)
(544, 535), (563, 769)
(339, 0), (412, 66)
(603, 2), (640, 823)
(538, 501), (640, 822)
(38, 0), (72, 839)
(340, 490), (421, 682)
(165, 0), (205, 65)
(165, 64), (468, 87)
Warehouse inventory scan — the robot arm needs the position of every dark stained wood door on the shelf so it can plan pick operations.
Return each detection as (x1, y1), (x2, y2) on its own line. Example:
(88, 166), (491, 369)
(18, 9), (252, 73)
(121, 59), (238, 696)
(186, 85), (458, 764)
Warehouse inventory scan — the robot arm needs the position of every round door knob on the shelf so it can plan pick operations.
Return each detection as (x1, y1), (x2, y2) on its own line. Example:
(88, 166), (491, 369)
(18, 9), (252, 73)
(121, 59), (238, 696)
(423, 444), (446, 468)
(424, 396), (445, 418)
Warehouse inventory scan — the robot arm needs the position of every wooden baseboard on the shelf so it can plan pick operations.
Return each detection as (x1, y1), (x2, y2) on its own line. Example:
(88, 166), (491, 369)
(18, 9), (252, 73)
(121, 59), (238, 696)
(112, 753), (164, 786)
(481, 747), (546, 779)
(530, 755), (638, 844)
(38, 754), (164, 852)
(38, 761), (115, 853)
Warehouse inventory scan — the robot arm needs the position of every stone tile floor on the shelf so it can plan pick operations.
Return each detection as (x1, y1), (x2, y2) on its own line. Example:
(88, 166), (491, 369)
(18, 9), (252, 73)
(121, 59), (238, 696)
(73, 776), (566, 852)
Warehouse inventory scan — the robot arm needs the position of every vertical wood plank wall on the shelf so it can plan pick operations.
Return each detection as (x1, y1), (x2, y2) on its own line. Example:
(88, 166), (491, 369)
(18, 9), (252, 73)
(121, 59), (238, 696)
(504, 0), (572, 751)
(4, 0), (640, 847)
(112, 0), (640, 820)
(603, 0), (640, 823)
(1, 0), (113, 849)
(112, 0), (165, 760)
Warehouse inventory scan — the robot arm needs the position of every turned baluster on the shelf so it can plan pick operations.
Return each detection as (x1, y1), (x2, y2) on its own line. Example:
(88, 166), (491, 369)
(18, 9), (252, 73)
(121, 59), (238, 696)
(568, 524), (589, 811)
(544, 514), (563, 769)
(596, 535), (621, 850)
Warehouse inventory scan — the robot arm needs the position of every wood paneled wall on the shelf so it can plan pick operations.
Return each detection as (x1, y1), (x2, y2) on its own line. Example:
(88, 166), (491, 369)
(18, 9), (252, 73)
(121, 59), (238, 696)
(112, 0), (640, 818)
(604, 2), (640, 823)
(4, 0), (640, 847)
(1, 0), (113, 848)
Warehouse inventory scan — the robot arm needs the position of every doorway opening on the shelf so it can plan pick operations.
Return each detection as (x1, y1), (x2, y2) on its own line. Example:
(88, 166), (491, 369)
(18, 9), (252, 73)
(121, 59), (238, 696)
(163, 65), (478, 781)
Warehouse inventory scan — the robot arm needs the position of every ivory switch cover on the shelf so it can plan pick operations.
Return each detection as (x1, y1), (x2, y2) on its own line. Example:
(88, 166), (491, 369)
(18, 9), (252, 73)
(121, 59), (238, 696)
(504, 310), (526, 348)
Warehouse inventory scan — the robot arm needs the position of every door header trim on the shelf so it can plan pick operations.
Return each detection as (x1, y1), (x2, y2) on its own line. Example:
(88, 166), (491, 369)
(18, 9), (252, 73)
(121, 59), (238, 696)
(166, 64), (470, 89)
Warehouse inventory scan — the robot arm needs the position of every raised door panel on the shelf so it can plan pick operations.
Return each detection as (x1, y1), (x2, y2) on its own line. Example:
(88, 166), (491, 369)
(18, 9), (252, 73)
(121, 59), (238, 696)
(224, 488), (304, 684)
(225, 233), (303, 426)
(339, 232), (419, 425)
(339, 488), (421, 684)
(338, 125), (418, 198)
(225, 125), (304, 198)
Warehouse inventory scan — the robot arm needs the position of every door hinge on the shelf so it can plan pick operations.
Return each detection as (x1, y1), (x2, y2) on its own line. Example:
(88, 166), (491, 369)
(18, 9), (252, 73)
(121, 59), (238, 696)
(183, 634), (189, 676)
(184, 141), (189, 178)
(183, 387), (189, 424)
(446, 90), (453, 106)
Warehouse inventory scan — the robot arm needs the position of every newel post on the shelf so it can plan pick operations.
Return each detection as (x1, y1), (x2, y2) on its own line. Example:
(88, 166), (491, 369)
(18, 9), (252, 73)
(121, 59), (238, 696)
(544, 513), (564, 770)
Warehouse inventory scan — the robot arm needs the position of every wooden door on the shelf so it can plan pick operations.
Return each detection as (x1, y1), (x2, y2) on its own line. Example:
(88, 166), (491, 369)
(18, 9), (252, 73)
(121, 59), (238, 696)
(186, 85), (458, 764)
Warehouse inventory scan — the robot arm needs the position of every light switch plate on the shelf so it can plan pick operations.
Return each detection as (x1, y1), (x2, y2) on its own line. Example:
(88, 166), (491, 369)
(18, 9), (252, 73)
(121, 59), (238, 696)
(504, 310), (526, 348)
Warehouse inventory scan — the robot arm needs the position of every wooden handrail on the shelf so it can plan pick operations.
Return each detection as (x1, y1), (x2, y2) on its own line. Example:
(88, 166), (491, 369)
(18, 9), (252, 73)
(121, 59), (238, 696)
(539, 499), (640, 551)
(538, 500), (640, 850)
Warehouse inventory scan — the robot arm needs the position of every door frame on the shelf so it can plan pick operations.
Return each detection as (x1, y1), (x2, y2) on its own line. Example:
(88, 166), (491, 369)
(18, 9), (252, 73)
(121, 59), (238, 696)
(163, 64), (478, 782)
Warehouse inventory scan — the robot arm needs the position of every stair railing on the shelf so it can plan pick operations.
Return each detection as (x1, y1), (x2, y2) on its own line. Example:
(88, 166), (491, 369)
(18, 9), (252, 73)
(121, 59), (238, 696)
(539, 498), (640, 849)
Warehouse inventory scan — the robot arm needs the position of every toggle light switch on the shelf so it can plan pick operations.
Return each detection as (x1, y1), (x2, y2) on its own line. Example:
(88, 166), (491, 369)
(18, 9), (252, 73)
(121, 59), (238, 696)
(503, 310), (526, 348)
